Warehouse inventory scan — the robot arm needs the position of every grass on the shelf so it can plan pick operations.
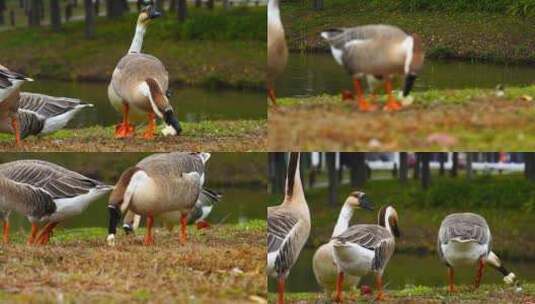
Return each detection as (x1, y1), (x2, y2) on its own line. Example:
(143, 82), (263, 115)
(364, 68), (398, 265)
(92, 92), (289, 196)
(0, 119), (267, 151)
(274, 284), (535, 303)
(0, 7), (266, 89)
(269, 85), (535, 151)
(282, 1), (535, 63)
(0, 221), (267, 303)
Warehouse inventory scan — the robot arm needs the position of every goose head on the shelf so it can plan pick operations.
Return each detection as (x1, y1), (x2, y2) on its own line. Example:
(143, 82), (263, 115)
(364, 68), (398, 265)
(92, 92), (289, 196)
(346, 191), (374, 211)
(378, 205), (400, 238)
(138, 5), (161, 26)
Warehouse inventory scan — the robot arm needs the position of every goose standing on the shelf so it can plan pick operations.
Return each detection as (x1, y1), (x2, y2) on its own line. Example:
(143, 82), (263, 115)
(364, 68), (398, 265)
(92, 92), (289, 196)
(107, 152), (209, 246)
(267, 0), (288, 107)
(0, 160), (113, 245)
(108, 5), (182, 139)
(437, 213), (518, 292)
(332, 205), (400, 302)
(0, 64), (33, 143)
(313, 191), (373, 294)
(321, 25), (424, 112)
(267, 152), (310, 304)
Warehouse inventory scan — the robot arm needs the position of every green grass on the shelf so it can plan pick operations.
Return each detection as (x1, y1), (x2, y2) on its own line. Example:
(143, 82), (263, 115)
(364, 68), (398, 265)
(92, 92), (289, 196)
(282, 1), (535, 63)
(0, 7), (266, 89)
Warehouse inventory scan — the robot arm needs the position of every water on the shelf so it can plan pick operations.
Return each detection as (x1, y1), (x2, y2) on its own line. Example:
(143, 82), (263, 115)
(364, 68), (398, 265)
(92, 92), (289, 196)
(277, 53), (535, 98)
(22, 80), (265, 128)
(0, 153), (268, 232)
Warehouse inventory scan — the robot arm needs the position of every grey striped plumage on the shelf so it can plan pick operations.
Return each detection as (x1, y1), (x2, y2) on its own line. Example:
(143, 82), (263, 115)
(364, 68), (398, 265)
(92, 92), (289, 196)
(437, 213), (492, 260)
(322, 25), (407, 51)
(268, 209), (299, 275)
(138, 152), (205, 177)
(333, 224), (395, 272)
(0, 175), (57, 220)
(187, 188), (221, 224)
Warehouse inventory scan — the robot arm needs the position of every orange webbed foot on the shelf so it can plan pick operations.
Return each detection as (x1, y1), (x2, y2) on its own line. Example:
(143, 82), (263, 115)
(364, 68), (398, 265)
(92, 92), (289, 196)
(383, 100), (403, 112)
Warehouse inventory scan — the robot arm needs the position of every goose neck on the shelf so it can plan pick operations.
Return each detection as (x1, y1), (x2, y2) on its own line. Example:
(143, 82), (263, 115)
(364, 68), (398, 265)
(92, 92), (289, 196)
(128, 23), (147, 53)
(332, 203), (354, 237)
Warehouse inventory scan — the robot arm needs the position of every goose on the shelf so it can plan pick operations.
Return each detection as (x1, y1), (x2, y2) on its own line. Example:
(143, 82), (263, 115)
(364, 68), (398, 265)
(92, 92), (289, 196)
(0, 159), (113, 245)
(321, 25), (425, 112)
(267, 152), (310, 304)
(332, 205), (400, 302)
(108, 5), (182, 140)
(312, 191), (373, 294)
(106, 152), (209, 246)
(267, 0), (288, 107)
(0, 65), (33, 143)
(437, 213), (518, 292)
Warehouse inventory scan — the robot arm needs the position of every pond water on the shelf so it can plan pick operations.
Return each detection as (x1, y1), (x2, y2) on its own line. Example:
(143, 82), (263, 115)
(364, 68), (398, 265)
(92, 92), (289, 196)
(269, 249), (535, 293)
(276, 53), (535, 98)
(1, 153), (268, 232)
(22, 80), (265, 128)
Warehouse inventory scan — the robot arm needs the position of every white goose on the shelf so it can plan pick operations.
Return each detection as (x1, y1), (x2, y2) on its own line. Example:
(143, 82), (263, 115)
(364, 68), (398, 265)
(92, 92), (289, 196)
(437, 213), (518, 292)
(332, 205), (400, 302)
(267, 152), (310, 304)
(107, 152), (209, 246)
(321, 25), (425, 111)
(0, 159), (113, 245)
(313, 191), (373, 294)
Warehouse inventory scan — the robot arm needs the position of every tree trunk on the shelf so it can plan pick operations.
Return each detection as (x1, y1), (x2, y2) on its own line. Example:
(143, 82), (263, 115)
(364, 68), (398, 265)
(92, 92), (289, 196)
(269, 153), (286, 195)
(438, 153), (446, 176)
(413, 153), (420, 180)
(399, 152), (408, 183)
(84, 0), (95, 38)
(195, 0), (201, 8)
(312, 0), (323, 10)
(206, 0), (214, 9)
(177, 0), (186, 22)
(28, 0), (40, 27)
(50, 0), (61, 32)
(95, 0), (100, 16)
(524, 153), (535, 181)
(466, 152), (473, 179)
(326, 152), (338, 207)
(450, 152), (459, 177)
(168, 0), (175, 13)
(348, 153), (367, 188)
(420, 153), (431, 189)
(107, 0), (124, 18)
(0, 0), (5, 26)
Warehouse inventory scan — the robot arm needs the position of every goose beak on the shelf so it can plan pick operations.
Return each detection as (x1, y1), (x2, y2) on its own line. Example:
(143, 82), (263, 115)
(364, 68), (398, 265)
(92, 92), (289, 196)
(149, 7), (162, 19)
(163, 110), (182, 136)
(360, 195), (374, 211)
(402, 74), (417, 97)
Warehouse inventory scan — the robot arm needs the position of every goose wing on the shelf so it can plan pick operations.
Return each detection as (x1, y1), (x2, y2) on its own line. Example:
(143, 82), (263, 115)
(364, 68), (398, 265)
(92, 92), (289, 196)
(268, 207), (301, 275)
(0, 176), (57, 220)
(138, 152), (205, 176)
(0, 160), (111, 199)
(322, 24), (407, 50)
(333, 224), (395, 271)
(438, 213), (491, 245)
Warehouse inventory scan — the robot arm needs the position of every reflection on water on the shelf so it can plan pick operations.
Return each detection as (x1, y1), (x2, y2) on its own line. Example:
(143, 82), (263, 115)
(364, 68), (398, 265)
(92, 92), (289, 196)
(277, 53), (535, 98)
(23, 80), (265, 128)
(1, 153), (268, 232)
(269, 249), (535, 292)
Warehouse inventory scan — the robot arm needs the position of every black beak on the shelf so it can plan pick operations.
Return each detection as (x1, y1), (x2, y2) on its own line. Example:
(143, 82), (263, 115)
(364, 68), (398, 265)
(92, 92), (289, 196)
(108, 205), (121, 235)
(148, 6), (162, 19)
(403, 74), (417, 97)
(359, 195), (374, 211)
(164, 109), (182, 136)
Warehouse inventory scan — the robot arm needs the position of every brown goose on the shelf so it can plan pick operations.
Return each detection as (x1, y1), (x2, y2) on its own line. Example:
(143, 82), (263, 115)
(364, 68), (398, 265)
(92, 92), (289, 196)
(0, 160), (112, 245)
(332, 205), (400, 302)
(321, 25), (424, 112)
(267, 0), (288, 107)
(107, 152), (209, 246)
(437, 213), (518, 292)
(108, 5), (181, 139)
(267, 152), (310, 304)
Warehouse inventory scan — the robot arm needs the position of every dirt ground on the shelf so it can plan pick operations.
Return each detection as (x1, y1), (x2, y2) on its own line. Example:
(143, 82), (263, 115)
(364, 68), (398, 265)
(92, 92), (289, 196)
(269, 97), (535, 151)
(0, 223), (266, 303)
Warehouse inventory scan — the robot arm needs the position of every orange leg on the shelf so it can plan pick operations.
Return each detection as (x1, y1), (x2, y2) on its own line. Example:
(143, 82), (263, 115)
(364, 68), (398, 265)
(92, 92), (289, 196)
(383, 79), (402, 111)
(268, 87), (278, 107)
(179, 213), (188, 244)
(143, 112), (157, 140)
(277, 275), (285, 304)
(35, 222), (58, 245)
(353, 79), (377, 112)
(115, 103), (135, 138)
(475, 258), (485, 289)
(196, 220), (210, 230)
(3, 220), (9, 244)
(11, 116), (20, 145)
(448, 267), (456, 293)
(27, 223), (38, 245)
(335, 271), (344, 303)
(375, 273), (385, 301)
(143, 215), (154, 246)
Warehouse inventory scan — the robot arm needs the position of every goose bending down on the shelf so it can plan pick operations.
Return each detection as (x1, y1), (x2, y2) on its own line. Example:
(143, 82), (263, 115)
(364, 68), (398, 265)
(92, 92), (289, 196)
(267, 0), (288, 107)
(332, 205), (400, 302)
(321, 25), (424, 112)
(313, 192), (373, 294)
(0, 160), (112, 245)
(437, 213), (518, 292)
(108, 5), (182, 140)
(107, 152), (209, 246)
(0, 64), (33, 143)
(267, 152), (310, 304)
